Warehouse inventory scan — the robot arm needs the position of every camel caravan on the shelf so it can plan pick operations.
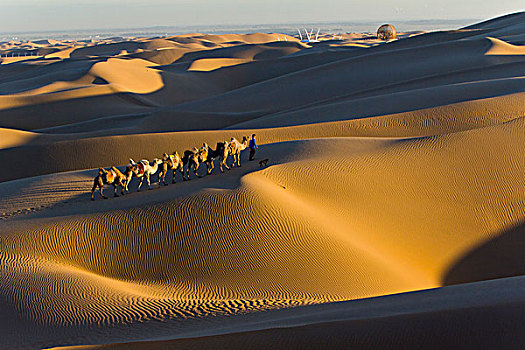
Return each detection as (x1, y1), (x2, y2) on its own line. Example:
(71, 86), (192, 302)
(91, 136), (255, 200)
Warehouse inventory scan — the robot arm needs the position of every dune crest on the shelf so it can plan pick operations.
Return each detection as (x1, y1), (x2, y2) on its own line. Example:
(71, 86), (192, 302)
(485, 37), (525, 55)
(88, 58), (164, 94)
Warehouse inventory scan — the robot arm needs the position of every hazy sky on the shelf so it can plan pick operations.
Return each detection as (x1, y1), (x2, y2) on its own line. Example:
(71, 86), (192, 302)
(0, 0), (523, 32)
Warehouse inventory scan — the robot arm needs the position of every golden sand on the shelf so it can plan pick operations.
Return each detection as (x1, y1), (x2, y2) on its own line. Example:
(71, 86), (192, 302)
(0, 12), (524, 349)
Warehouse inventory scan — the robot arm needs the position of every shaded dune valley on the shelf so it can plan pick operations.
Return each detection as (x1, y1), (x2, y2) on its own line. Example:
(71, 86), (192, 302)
(0, 11), (525, 349)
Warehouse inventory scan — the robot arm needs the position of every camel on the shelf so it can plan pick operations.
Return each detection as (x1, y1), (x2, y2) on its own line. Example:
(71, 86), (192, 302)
(229, 136), (249, 168)
(217, 141), (231, 173)
(121, 164), (138, 193)
(181, 146), (208, 180)
(129, 158), (163, 191)
(158, 152), (184, 186)
(201, 142), (229, 175)
(91, 165), (136, 200)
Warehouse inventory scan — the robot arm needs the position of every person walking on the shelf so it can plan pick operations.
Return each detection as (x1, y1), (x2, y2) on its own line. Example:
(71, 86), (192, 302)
(249, 134), (258, 161)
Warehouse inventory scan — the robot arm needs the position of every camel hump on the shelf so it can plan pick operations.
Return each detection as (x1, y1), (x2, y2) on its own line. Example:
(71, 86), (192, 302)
(111, 166), (123, 176)
(137, 163), (145, 175)
(106, 170), (116, 182)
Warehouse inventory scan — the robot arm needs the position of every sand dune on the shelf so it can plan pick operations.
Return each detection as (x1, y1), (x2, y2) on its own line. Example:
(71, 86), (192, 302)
(0, 58), (163, 111)
(1, 119), (524, 348)
(0, 11), (524, 349)
(2, 25), (523, 135)
(58, 276), (525, 350)
(0, 127), (38, 149)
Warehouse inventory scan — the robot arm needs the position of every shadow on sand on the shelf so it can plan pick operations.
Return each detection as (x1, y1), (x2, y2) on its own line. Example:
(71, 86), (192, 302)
(443, 220), (525, 286)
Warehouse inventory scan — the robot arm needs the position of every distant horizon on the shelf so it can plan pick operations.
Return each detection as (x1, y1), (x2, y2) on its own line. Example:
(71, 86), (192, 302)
(0, 18), (484, 42)
(0, 18), (482, 36)
(1, 0), (523, 34)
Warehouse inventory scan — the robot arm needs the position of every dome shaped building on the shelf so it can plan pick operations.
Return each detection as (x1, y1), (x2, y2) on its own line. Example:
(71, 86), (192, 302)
(377, 24), (397, 40)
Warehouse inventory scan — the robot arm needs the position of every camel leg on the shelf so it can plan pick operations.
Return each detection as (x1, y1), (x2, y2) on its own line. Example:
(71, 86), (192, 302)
(194, 162), (201, 178)
(160, 170), (168, 187)
(137, 177), (144, 192)
(113, 183), (119, 197)
(99, 186), (107, 199)
(92, 177), (107, 200)
(221, 159), (230, 172)
(158, 170), (164, 187)
(146, 174), (151, 189)
(207, 161), (214, 175)
(172, 169), (177, 184)
(91, 179), (98, 201)
(97, 180), (107, 199)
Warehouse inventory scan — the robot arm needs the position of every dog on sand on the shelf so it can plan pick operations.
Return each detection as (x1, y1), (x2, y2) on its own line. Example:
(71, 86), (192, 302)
(259, 158), (269, 167)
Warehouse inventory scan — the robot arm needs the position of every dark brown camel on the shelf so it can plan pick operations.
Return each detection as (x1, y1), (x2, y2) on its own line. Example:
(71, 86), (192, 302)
(91, 165), (136, 200)
(181, 146), (208, 180)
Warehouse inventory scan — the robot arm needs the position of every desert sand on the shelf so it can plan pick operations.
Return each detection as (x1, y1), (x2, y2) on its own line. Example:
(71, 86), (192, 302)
(0, 11), (524, 349)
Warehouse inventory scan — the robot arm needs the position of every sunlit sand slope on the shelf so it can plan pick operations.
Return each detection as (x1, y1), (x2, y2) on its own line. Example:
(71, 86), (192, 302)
(1, 117), (524, 348)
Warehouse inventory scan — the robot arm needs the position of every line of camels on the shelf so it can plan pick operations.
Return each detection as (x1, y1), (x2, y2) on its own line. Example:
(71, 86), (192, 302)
(91, 137), (250, 200)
